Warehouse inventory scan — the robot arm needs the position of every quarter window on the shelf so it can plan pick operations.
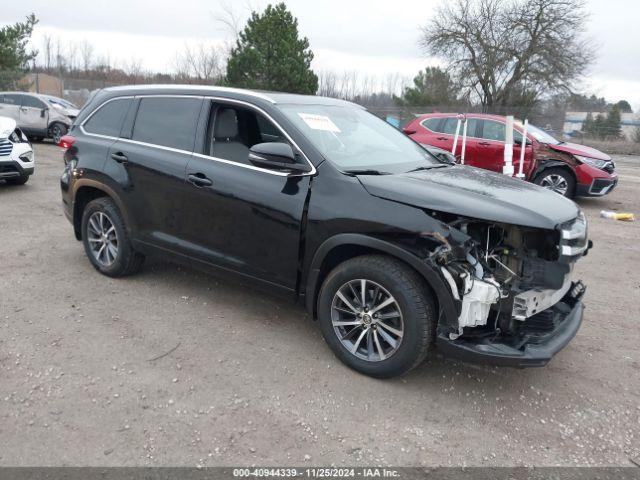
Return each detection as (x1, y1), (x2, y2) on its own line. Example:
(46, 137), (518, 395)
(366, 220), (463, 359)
(84, 98), (132, 137)
(132, 97), (202, 151)
(421, 118), (441, 132)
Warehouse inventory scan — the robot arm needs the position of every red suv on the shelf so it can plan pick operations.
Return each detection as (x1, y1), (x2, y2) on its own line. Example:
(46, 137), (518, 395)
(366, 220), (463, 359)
(403, 113), (618, 198)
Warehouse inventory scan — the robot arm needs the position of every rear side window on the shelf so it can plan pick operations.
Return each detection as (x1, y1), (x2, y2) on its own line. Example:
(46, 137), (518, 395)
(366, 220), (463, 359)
(420, 118), (441, 132)
(2, 94), (22, 105)
(84, 98), (132, 137)
(132, 97), (202, 151)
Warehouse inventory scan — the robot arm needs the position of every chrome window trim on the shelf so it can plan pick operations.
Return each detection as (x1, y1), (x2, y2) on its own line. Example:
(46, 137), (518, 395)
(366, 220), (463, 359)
(79, 94), (317, 177)
(104, 84), (277, 103)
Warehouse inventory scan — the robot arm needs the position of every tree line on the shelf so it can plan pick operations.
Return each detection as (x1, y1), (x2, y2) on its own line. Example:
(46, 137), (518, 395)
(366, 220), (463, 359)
(0, 0), (636, 142)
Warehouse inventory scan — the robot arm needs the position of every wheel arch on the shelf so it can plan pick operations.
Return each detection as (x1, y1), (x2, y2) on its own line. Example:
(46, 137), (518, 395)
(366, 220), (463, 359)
(304, 234), (458, 328)
(533, 159), (577, 183)
(72, 181), (132, 240)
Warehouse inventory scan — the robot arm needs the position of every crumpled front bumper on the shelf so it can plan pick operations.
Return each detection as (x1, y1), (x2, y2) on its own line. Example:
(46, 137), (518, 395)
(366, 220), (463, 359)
(436, 281), (586, 367)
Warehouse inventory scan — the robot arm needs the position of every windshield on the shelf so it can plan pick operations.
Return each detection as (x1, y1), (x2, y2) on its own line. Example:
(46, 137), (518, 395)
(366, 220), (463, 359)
(45, 96), (77, 110)
(516, 121), (560, 145)
(278, 104), (441, 173)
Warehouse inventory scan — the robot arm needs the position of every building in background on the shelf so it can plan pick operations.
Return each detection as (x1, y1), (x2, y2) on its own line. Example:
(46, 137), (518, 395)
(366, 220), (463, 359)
(19, 73), (64, 97)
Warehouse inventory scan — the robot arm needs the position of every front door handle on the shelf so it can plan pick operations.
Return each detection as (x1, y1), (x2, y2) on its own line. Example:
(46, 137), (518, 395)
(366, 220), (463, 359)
(187, 173), (213, 187)
(437, 136), (448, 140)
(478, 141), (490, 146)
(111, 152), (128, 164)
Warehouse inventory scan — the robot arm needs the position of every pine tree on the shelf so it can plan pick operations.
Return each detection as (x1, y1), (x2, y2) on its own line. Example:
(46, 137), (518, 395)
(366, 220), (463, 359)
(582, 112), (594, 136)
(225, 3), (318, 94)
(0, 14), (38, 89)
(604, 105), (622, 139)
(394, 67), (458, 107)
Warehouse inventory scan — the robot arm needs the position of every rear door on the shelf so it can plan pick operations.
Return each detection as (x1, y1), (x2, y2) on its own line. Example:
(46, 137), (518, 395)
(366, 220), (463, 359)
(180, 99), (312, 290)
(476, 119), (507, 172)
(108, 96), (203, 250)
(0, 94), (23, 122)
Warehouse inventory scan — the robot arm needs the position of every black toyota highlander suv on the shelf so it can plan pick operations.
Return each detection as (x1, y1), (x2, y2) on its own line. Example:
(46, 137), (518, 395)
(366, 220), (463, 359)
(60, 85), (589, 378)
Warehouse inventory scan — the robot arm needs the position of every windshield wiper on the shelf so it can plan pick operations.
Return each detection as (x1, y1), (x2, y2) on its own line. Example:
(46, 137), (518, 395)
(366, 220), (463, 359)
(406, 164), (450, 173)
(342, 169), (392, 176)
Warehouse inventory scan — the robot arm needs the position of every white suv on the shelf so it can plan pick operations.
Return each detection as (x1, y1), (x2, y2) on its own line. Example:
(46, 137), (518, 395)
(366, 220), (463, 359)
(0, 92), (79, 144)
(0, 117), (35, 185)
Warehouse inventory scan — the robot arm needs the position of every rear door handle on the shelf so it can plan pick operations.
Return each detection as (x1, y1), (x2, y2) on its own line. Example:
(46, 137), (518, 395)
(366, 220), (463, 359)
(110, 152), (128, 163)
(187, 173), (213, 187)
(437, 136), (448, 140)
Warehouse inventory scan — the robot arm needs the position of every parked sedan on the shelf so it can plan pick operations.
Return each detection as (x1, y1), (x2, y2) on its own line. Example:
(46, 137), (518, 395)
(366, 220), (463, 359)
(403, 113), (618, 198)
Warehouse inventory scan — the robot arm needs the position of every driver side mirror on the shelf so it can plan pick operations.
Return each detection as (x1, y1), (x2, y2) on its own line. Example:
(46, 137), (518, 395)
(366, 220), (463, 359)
(40, 107), (48, 118)
(249, 142), (312, 174)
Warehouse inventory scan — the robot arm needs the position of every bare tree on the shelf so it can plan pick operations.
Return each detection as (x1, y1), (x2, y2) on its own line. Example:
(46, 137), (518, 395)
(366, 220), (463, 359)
(42, 34), (53, 70)
(420, 0), (595, 109)
(173, 43), (224, 83)
(125, 57), (144, 83)
(80, 40), (94, 72)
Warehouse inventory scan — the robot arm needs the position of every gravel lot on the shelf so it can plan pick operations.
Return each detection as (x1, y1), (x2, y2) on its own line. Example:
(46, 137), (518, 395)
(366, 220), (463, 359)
(1, 143), (639, 467)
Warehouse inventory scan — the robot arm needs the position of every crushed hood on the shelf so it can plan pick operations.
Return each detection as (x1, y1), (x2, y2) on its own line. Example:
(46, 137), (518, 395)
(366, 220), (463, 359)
(358, 165), (579, 230)
(0, 116), (16, 139)
(549, 142), (611, 161)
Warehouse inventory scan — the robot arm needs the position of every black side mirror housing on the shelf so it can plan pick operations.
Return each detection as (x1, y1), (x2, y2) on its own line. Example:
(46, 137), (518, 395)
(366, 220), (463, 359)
(249, 142), (312, 174)
(40, 107), (48, 118)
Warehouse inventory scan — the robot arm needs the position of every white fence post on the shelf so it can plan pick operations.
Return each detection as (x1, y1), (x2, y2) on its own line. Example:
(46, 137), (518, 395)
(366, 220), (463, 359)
(503, 115), (514, 176)
(460, 117), (468, 165)
(516, 119), (528, 179)
(451, 116), (462, 155)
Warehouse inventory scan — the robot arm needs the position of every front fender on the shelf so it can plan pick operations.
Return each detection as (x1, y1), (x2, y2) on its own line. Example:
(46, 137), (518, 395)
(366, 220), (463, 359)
(304, 233), (458, 329)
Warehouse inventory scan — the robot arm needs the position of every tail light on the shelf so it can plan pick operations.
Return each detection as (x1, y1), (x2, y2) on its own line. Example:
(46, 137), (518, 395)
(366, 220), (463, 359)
(58, 135), (76, 150)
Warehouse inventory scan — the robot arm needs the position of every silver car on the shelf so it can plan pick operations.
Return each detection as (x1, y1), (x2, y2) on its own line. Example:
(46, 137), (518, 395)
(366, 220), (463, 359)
(0, 92), (79, 143)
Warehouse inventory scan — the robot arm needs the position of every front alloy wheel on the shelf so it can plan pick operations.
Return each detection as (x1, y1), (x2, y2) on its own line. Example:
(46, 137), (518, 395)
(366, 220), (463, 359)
(318, 255), (435, 378)
(540, 173), (569, 196)
(331, 279), (404, 361)
(50, 123), (67, 144)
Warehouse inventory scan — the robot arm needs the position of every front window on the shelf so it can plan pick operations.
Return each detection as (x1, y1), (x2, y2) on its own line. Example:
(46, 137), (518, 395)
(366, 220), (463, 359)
(278, 104), (441, 173)
(516, 121), (560, 145)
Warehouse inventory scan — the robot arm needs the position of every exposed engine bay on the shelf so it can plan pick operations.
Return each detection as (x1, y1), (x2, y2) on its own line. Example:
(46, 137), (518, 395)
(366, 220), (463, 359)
(430, 211), (589, 346)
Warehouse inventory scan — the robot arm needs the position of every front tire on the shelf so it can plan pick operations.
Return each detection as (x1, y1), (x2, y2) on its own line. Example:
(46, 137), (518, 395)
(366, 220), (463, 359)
(5, 174), (30, 185)
(81, 197), (144, 277)
(534, 168), (575, 198)
(49, 123), (68, 145)
(317, 255), (435, 378)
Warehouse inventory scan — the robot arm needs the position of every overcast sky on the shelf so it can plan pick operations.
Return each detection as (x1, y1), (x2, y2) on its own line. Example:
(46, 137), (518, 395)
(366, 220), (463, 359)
(2, 0), (638, 110)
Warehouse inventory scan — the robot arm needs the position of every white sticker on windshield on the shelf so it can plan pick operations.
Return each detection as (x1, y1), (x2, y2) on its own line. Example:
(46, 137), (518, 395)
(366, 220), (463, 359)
(298, 113), (341, 133)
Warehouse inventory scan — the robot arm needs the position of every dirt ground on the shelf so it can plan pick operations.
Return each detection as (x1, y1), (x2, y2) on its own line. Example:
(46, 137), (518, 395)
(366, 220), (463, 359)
(1, 143), (639, 467)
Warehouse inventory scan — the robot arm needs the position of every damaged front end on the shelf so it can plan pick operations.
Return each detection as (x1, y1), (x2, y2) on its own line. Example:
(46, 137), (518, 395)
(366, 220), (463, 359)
(429, 211), (590, 367)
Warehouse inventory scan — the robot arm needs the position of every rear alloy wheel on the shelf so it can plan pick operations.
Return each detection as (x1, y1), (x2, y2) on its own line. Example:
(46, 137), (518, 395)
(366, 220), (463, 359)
(318, 255), (435, 378)
(535, 168), (575, 198)
(81, 197), (144, 277)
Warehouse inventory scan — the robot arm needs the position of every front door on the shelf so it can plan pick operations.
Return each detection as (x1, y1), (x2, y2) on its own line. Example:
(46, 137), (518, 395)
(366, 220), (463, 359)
(19, 95), (48, 132)
(181, 100), (312, 291)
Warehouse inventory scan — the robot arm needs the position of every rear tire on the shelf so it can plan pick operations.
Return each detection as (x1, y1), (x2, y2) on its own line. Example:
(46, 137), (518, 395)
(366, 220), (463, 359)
(81, 197), (144, 277)
(317, 255), (435, 378)
(5, 175), (29, 186)
(534, 168), (575, 198)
